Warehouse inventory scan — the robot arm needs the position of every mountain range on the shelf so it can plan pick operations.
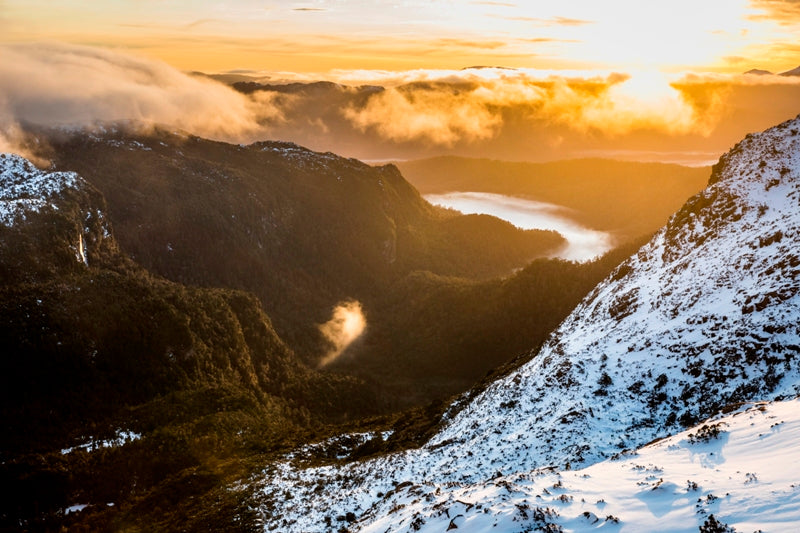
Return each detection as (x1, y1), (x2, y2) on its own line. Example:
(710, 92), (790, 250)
(253, 114), (800, 531)
(27, 124), (577, 401)
(2, 113), (798, 531)
(0, 124), (662, 530)
(27, 124), (698, 404)
(744, 65), (800, 76)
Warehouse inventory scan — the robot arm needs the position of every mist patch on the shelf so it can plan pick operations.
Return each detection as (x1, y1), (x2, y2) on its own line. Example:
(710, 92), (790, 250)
(317, 300), (366, 368)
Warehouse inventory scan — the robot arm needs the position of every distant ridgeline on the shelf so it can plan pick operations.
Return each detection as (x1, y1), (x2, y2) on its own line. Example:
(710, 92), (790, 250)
(398, 156), (709, 242)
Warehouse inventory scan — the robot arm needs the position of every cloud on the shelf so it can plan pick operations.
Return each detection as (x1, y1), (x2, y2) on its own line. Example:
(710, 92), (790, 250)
(0, 121), (49, 167)
(436, 38), (508, 50)
(471, 1), (517, 6)
(517, 37), (578, 44)
(184, 19), (221, 29)
(0, 42), (283, 149)
(723, 56), (748, 65)
(340, 70), (734, 147)
(748, 0), (800, 25)
(344, 82), (504, 145)
(550, 16), (593, 26)
(491, 14), (593, 26)
(317, 301), (366, 368)
(2, 42), (798, 167)
(674, 71), (800, 85)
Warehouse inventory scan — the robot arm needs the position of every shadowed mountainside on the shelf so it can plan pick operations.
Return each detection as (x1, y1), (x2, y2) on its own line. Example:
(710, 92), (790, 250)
(0, 153), (382, 531)
(37, 126), (563, 363)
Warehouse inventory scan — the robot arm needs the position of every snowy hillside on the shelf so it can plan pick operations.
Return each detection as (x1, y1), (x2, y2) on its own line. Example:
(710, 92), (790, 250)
(0, 153), (81, 226)
(357, 399), (800, 532)
(0, 152), (112, 269)
(254, 115), (800, 532)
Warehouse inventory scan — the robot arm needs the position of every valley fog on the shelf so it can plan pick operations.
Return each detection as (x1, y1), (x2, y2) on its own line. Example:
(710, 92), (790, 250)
(425, 191), (614, 261)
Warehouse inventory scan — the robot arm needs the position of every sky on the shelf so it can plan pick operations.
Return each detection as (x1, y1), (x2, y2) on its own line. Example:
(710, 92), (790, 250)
(1, 1), (800, 163)
(2, 0), (799, 73)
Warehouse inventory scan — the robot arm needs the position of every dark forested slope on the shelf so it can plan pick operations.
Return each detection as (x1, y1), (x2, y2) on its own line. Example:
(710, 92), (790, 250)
(333, 239), (646, 404)
(0, 153), (378, 531)
(38, 127), (562, 362)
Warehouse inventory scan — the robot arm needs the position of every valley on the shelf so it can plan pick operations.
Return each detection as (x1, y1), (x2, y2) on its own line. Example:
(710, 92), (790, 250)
(4, 3), (800, 532)
(1, 115), (799, 532)
(423, 191), (614, 261)
(0, 126), (657, 530)
(251, 114), (800, 532)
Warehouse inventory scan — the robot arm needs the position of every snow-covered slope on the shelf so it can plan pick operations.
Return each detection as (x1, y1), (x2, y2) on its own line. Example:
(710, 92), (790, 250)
(0, 152), (113, 272)
(358, 398), (800, 532)
(254, 115), (800, 531)
(0, 153), (81, 226)
(422, 114), (800, 473)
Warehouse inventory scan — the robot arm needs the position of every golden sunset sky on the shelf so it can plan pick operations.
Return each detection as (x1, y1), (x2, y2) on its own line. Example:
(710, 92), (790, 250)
(1, 1), (800, 163)
(3, 0), (799, 74)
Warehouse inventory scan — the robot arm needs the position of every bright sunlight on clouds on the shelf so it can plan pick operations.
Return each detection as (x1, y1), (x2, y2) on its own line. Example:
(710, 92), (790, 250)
(2, 1), (799, 73)
(1, 40), (799, 166)
(1, 0), (799, 165)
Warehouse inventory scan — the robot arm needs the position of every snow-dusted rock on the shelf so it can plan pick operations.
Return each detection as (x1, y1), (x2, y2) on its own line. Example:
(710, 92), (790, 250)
(0, 153), (81, 226)
(0, 152), (113, 271)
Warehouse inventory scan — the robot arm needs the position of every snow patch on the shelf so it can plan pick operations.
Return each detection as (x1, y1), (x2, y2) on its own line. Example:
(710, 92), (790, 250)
(0, 153), (82, 226)
(357, 399), (800, 532)
(65, 504), (88, 515)
(60, 430), (142, 455)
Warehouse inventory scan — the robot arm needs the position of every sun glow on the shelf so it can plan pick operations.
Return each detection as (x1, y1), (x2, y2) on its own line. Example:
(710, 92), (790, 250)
(1, 2), (798, 165)
(548, 0), (757, 70)
(2, 0), (797, 73)
(614, 71), (677, 102)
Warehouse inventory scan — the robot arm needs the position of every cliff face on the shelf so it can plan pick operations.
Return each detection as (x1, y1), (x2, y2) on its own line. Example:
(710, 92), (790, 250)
(0, 153), (116, 282)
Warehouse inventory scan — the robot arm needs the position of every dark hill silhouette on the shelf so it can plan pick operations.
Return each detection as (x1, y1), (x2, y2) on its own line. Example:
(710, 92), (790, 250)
(780, 65), (800, 76)
(744, 68), (773, 75)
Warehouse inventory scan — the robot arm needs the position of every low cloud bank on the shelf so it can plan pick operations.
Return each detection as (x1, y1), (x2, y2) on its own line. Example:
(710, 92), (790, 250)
(342, 71), (713, 146)
(342, 69), (800, 146)
(1, 42), (799, 164)
(0, 42), (282, 151)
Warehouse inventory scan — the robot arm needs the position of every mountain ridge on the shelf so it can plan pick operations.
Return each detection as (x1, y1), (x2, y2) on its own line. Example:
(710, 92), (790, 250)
(34, 125), (564, 366)
(254, 115), (800, 531)
(0, 150), (389, 531)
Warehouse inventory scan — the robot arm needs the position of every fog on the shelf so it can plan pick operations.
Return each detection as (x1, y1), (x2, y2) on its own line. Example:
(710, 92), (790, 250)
(317, 301), (367, 368)
(425, 192), (614, 262)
